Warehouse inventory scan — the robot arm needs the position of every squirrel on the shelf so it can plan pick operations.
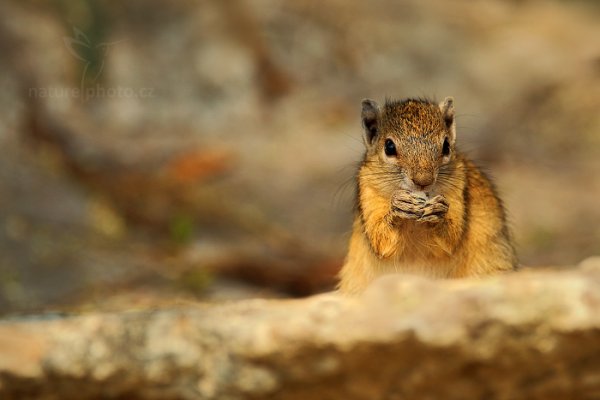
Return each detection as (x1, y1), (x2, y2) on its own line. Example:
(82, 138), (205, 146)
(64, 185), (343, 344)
(337, 97), (517, 295)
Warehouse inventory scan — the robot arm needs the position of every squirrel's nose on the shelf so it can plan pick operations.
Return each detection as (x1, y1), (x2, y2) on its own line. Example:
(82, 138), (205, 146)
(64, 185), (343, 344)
(412, 172), (434, 190)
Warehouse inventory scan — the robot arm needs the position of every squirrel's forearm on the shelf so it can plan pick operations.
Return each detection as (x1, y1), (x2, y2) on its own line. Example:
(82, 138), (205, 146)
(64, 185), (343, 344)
(359, 186), (404, 259)
(430, 192), (466, 256)
(363, 210), (404, 259)
(431, 218), (463, 256)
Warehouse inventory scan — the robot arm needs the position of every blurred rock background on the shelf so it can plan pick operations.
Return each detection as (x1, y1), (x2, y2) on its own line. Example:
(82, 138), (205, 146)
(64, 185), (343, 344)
(0, 0), (598, 315)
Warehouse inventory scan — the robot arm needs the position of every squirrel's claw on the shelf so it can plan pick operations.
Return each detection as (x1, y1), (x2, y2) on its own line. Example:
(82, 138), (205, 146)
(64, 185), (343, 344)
(418, 195), (449, 223)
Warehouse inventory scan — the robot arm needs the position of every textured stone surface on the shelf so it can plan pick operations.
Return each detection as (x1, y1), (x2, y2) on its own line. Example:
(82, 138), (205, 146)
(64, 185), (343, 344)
(1, 259), (600, 399)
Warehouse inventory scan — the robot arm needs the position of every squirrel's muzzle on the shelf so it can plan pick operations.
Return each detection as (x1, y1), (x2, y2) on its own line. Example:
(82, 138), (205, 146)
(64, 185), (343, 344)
(412, 171), (435, 190)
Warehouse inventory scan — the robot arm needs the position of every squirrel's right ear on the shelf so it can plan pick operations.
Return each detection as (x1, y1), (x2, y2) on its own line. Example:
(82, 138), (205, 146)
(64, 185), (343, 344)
(361, 99), (380, 146)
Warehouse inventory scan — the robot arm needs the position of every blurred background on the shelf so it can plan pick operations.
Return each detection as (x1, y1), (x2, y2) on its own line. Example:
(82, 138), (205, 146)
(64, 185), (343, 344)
(0, 0), (598, 315)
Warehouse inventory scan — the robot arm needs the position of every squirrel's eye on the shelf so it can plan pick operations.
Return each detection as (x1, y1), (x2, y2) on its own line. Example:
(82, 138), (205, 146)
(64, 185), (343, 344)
(384, 139), (397, 157)
(442, 137), (450, 156)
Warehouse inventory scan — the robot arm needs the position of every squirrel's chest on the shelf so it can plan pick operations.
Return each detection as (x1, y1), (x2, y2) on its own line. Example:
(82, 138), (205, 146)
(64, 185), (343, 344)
(374, 256), (455, 279)
(376, 224), (457, 278)
(397, 222), (454, 258)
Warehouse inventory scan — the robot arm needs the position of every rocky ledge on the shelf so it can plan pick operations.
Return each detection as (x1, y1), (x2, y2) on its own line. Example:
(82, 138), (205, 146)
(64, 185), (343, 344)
(1, 258), (600, 400)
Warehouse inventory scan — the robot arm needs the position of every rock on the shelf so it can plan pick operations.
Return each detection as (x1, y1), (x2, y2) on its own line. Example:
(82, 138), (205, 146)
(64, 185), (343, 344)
(1, 263), (600, 400)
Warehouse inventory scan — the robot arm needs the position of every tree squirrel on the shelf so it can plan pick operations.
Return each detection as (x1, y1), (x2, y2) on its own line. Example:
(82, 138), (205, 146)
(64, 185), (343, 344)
(338, 97), (517, 294)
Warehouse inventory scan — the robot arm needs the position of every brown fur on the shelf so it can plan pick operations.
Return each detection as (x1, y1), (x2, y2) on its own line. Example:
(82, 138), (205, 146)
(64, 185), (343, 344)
(338, 97), (517, 295)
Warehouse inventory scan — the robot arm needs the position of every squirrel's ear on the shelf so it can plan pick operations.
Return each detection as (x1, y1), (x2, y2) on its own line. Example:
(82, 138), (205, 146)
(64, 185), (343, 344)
(439, 96), (456, 143)
(361, 99), (380, 147)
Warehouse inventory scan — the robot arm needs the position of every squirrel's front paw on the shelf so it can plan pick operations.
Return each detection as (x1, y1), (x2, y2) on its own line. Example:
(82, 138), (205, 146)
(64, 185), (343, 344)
(391, 190), (426, 220)
(418, 195), (449, 223)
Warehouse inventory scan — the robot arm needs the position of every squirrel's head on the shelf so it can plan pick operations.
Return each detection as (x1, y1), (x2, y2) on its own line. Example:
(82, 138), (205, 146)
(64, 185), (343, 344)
(360, 97), (456, 195)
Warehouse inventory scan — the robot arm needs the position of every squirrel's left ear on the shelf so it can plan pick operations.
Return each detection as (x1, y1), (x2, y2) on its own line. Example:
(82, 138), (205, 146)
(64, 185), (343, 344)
(439, 97), (456, 144)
